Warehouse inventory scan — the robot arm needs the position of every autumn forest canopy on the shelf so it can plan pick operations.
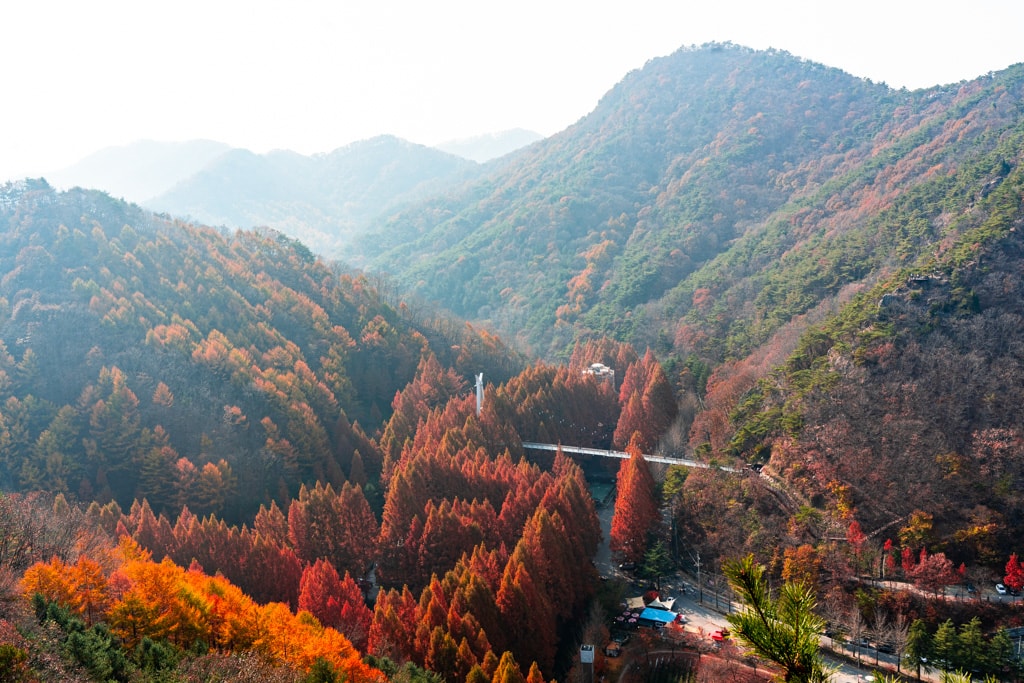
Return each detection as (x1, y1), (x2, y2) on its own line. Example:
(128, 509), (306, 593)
(4, 42), (1024, 681)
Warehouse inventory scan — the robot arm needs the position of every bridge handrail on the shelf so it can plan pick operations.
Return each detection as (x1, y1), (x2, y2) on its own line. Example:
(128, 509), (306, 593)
(520, 442), (737, 473)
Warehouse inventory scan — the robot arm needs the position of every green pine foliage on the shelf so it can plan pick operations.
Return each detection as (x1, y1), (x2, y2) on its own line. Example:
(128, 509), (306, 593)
(723, 554), (831, 683)
(32, 595), (130, 682)
(902, 618), (1020, 679)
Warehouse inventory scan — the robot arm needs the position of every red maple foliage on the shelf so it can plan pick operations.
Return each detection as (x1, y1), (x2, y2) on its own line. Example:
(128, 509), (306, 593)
(1005, 553), (1024, 592)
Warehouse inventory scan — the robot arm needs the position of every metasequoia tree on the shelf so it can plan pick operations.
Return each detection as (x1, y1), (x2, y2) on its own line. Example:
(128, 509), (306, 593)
(367, 585), (419, 661)
(490, 650), (527, 683)
(609, 434), (659, 563)
(288, 480), (378, 576)
(336, 569), (373, 651)
(613, 350), (676, 451)
(299, 558), (344, 629)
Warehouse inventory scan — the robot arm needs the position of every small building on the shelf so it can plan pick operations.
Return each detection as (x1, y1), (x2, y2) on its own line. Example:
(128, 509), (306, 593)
(583, 362), (615, 388)
(580, 644), (594, 683)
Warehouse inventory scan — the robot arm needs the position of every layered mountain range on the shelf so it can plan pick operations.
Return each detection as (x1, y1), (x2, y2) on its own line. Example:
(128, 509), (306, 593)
(44, 131), (544, 259)
(353, 44), (1024, 366)
(8, 40), (1024, 574)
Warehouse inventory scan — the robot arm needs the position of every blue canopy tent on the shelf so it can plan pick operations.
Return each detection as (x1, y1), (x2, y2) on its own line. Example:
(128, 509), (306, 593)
(638, 607), (678, 628)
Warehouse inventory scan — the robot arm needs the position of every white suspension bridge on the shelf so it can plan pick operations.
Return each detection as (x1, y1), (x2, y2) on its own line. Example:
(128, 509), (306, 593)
(474, 373), (741, 475)
(520, 442), (739, 473)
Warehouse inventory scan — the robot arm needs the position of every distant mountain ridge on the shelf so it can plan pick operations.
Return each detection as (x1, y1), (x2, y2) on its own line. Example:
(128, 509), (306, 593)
(435, 128), (544, 162)
(45, 139), (231, 204)
(144, 135), (482, 257)
(42, 131), (545, 261)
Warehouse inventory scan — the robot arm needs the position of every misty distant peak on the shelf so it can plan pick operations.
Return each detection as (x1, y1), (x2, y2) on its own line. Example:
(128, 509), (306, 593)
(45, 139), (232, 204)
(435, 128), (544, 163)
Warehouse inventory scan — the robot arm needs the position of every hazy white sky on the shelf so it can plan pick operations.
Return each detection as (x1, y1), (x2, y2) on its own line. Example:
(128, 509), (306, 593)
(3, 0), (1023, 182)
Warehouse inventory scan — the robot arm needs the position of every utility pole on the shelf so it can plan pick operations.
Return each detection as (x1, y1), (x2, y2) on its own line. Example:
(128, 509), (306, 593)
(689, 549), (703, 604)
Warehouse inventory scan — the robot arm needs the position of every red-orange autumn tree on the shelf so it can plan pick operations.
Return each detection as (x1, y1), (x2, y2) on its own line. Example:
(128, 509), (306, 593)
(1006, 553), (1024, 592)
(610, 434), (660, 563)
(299, 558), (345, 628)
(336, 569), (374, 652)
(378, 352), (468, 479)
(910, 548), (958, 595)
(288, 480), (378, 576)
(613, 350), (677, 451)
(367, 584), (420, 661)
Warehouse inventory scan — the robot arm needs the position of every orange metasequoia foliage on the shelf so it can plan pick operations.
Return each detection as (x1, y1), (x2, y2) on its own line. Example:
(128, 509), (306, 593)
(613, 350), (676, 451)
(609, 434), (659, 563)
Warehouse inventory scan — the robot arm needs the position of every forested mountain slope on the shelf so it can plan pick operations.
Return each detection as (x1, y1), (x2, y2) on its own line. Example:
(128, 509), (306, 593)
(0, 182), (634, 681)
(355, 44), (1024, 369)
(718, 138), (1024, 562)
(147, 135), (481, 258)
(0, 180), (519, 520)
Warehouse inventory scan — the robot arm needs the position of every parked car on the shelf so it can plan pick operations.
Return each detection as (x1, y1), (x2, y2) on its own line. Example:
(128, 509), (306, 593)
(996, 583), (1008, 595)
(965, 583), (977, 594)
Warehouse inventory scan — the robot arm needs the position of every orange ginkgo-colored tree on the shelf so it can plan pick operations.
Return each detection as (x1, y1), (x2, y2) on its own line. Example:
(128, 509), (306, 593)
(21, 555), (111, 626)
(23, 538), (384, 682)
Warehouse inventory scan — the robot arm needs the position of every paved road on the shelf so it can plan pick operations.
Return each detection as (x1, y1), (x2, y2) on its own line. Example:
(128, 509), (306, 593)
(592, 483), (930, 682)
